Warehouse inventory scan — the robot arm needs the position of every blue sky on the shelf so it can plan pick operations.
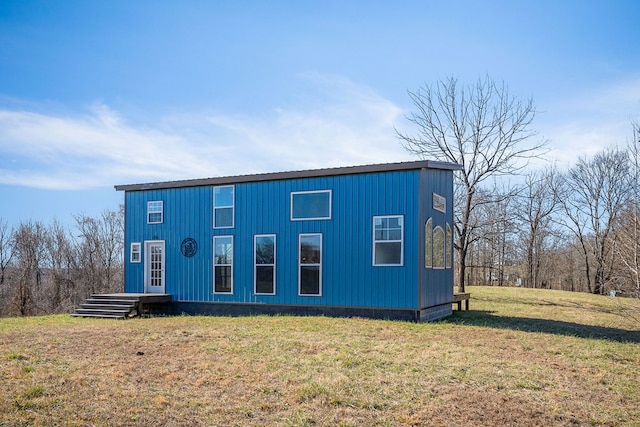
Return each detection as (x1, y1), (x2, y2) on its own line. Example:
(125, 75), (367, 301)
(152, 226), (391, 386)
(1, 0), (639, 228)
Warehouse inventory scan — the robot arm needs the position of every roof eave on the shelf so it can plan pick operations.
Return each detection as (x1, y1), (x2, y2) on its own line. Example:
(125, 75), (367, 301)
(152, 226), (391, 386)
(114, 159), (462, 192)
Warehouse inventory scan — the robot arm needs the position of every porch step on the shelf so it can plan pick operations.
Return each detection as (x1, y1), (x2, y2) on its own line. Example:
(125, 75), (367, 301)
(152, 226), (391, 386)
(80, 303), (135, 311)
(72, 294), (141, 319)
(70, 312), (127, 319)
(72, 293), (171, 319)
(84, 299), (137, 307)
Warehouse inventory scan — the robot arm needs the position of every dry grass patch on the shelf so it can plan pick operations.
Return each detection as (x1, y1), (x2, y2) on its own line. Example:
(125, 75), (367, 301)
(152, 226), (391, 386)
(1, 286), (639, 426)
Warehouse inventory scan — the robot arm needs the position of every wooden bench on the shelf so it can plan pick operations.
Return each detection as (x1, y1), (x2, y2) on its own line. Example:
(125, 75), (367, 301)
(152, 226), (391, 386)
(453, 292), (471, 311)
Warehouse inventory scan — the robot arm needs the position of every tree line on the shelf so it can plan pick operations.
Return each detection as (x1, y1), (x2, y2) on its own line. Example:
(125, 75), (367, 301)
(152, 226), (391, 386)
(398, 76), (640, 297)
(462, 143), (639, 297)
(0, 208), (124, 316)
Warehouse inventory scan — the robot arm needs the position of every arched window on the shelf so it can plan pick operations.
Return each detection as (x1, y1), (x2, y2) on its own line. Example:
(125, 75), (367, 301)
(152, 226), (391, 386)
(425, 218), (433, 268)
(446, 223), (452, 269)
(433, 226), (445, 269)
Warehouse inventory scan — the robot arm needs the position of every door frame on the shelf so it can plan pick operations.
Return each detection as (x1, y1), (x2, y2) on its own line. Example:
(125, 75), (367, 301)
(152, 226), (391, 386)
(144, 240), (166, 294)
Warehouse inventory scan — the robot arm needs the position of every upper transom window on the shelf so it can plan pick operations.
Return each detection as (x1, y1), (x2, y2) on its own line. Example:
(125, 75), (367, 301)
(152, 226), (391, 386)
(214, 186), (234, 228)
(291, 190), (332, 221)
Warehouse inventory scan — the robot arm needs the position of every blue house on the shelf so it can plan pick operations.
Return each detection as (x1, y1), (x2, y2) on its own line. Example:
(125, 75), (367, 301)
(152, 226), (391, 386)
(114, 160), (460, 321)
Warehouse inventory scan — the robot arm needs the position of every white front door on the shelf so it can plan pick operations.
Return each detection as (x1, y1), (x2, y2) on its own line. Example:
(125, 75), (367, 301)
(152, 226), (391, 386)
(145, 241), (165, 294)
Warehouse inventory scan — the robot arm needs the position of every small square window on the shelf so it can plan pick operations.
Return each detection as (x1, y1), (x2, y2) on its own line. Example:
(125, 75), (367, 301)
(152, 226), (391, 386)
(147, 201), (163, 224)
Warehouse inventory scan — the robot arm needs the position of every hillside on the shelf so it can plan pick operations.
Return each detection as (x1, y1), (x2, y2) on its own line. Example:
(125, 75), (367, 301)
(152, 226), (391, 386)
(1, 286), (639, 426)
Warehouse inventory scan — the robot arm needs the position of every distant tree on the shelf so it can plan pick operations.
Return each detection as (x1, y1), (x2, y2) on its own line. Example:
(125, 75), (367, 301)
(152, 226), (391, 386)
(45, 219), (75, 313)
(0, 218), (15, 288)
(396, 76), (546, 292)
(466, 184), (518, 287)
(73, 208), (124, 297)
(12, 221), (47, 315)
(613, 122), (640, 297)
(515, 167), (561, 288)
(558, 148), (630, 295)
(0, 208), (125, 317)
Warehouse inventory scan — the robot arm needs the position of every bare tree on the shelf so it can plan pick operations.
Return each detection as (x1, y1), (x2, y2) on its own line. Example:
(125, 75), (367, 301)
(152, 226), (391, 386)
(45, 219), (76, 313)
(0, 218), (15, 288)
(0, 208), (125, 317)
(396, 76), (546, 292)
(73, 208), (124, 298)
(614, 122), (640, 296)
(516, 167), (561, 288)
(558, 148), (630, 295)
(12, 221), (47, 315)
(465, 183), (518, 287)
(0, 219), (15, 316)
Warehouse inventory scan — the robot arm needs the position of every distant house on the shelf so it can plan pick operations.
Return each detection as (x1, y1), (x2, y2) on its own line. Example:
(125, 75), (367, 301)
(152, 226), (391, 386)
(115, 160), (460, 321)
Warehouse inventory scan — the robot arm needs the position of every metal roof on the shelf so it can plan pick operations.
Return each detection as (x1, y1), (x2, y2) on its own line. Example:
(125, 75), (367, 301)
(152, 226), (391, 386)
(114, 159), (461, 192)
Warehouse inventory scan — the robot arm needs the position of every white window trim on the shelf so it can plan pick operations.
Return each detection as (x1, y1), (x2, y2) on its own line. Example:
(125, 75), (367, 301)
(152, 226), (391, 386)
(290, 190), (332, 221)
(147, 200), (163, 224)
(372, 215), (404, 267)
(130, 242), (141, 263)
(213, 185), (235, 229)
(213, 235), (234, 294)
(298, 233), (322, 296)
(254, 234), (276, 295)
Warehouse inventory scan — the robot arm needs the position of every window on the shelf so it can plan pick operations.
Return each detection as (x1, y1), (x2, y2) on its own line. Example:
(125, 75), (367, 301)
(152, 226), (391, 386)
(213, 236), (233, 293)
(373, 215), (403, 266)
(255, 234), (276, 295)
(214, 186), (234, 228)
(147, 201), (163, 224)
(425, 219), (433, 268)
(130, 242), (141, 263)
(426, 221), (453, 270)
(433, 226), (445, 269)
(446, 223), (452, 269)
(291, 190), (331, 220)
(299, 233), (322, 295)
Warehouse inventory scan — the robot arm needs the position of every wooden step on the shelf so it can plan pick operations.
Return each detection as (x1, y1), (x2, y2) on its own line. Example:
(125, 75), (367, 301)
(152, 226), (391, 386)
(74, 307), (131, 317)
(80, 303), (136, 310)
(73, 295), (140, 319)
(84, 299), (137, 306)
(90, 294), (142, 301)
(71, 312), (126, 319)
(72, 293), (171, 319)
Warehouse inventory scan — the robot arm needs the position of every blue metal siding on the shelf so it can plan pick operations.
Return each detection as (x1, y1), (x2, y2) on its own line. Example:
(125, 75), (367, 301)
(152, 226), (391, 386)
(124, 186), (213, 298)
(418, 168), (455, 309)
(123, 169), (443, 310)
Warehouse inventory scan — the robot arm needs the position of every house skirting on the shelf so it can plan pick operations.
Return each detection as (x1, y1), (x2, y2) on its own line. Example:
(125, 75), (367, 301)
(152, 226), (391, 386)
(419, 303), (453, 322)
(163, 301), (452, 322)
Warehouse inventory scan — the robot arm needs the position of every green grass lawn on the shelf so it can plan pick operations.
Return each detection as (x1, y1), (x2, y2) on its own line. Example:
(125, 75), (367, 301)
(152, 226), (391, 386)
(1, 286), (639, 426)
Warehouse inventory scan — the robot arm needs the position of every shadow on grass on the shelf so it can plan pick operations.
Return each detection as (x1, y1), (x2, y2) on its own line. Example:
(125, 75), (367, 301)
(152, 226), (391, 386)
(445, 310), (640, 343)
(477, 295), (626, 317)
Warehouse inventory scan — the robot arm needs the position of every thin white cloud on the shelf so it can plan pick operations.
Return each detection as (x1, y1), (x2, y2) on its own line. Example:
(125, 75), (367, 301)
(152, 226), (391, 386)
(0, 75), (410, 190)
